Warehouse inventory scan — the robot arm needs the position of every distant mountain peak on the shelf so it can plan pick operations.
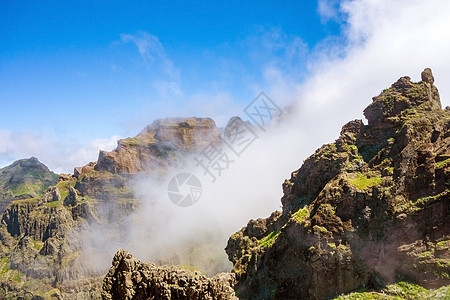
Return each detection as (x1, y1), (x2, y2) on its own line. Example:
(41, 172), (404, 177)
(0, 157), (59, 212)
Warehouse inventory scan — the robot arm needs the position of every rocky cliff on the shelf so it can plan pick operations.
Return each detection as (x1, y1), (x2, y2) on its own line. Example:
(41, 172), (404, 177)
(94, 117), (220, 174)
(73, 117), (221, 202)
(225, 68), (450, 299)
(102, 250), (237, 300)
(1, 70), (449, 299)
(0, 117), (224, 299)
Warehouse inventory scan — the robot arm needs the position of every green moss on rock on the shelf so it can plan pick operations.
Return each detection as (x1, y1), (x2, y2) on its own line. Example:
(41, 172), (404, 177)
(259, 230), (280, 248)
(293, 207), (310, 224)
(349, 172), (383, 191)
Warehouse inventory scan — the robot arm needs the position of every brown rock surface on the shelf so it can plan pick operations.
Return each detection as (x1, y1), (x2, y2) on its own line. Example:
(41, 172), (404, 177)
(0, 117), (227, 299)
(74, 161), (96, 179)
(39, 186), (61, 205)
(226, 69), (450, 299)
(94, 117), (221, 174)
(102, 249), (237, 300)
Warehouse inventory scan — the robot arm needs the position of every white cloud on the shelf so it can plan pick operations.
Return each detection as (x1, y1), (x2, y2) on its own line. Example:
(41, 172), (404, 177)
(152, 80), (183, 98)
(83, 0), (450, 275)
(317, 0), (341, 23)
(4, 0), (450, 276)
(120, 32), (179, 79)
(0, 131), (120, 174)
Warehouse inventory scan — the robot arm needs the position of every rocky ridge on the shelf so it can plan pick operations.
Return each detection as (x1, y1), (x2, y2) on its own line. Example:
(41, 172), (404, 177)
(94, 117), (220, 174)
(0, 117), (229, 298)
(225, 68), (450, 299)
(102, 250), (237, 300)
(1, 69), (449, 299)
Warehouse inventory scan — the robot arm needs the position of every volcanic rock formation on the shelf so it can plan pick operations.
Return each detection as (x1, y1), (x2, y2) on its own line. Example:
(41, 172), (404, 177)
(102, 250), (237, 300)
(225, 68), (450, 299)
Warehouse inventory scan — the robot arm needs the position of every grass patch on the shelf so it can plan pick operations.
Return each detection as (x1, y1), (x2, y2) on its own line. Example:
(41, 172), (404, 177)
(349, 172), (383, 191)
(384, 167), (394, 175)
(414, 190), (449, 205)
(43, 200), (61, 208)
(436, 158), (450, 169)
(259, 230), (280, 248)
(419, 250), (433, 259)
(9, 182), (43, 197)
(315, 143), (337, 162)
(384, 281), (428, 298)
(313, 225), (328, 233)
(31, 239), (44, 251)
(293, 207), (310, 224)
(343, 144), (358, 153)
(436, 240), (449, 250)
(335, 281), (450, 299)
(0, 256), (25, 283)
(57, 179), (77, 199)
(11, 197), (38, 205)
(119, 136), (151, 147)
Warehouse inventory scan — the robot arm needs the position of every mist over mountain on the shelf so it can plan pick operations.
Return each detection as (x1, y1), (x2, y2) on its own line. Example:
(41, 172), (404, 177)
(2, 1), (450, 299)
(0, 69), (448, 299)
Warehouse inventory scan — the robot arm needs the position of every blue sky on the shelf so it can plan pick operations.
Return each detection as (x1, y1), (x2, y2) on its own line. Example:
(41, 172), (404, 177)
(0, 1), (341, 138)
(1, 0), (450, 173)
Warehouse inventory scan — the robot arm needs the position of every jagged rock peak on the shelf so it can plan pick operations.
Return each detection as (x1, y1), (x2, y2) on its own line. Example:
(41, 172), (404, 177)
(226, 69), (449, 299)
(102, 249), (237, 300)
(63, 186), (79, 206)
(421, 67), (434, 84)
(39, 186), (61, 205)
(364, 68), (441, 126)
(74, 161), (96, 178)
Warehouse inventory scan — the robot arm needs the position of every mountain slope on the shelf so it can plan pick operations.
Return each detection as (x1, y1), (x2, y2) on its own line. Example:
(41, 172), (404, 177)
(0, 157), (59, 213)
(225, 68), (450, 299)
(0, 118), (226, 299)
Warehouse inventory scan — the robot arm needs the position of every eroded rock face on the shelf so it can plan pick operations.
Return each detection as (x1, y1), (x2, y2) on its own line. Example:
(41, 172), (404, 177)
(2, 199), (72, 241)
(102, 250), (237, 300)
(94, 117), (221, 174)
(226, 69), (450, 299)
(74, 161), (96, 179)
(63, 186), (79, 206)
(0, 118), (227, 298)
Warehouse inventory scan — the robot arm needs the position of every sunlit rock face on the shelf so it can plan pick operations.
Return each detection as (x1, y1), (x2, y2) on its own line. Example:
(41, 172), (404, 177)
(225, 69), (450, 299)
(94, 117), (221, 174)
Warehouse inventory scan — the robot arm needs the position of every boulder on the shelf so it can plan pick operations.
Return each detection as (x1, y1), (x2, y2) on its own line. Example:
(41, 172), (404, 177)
(63, 187), (79, 207)
(39, 186), (61, 205)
